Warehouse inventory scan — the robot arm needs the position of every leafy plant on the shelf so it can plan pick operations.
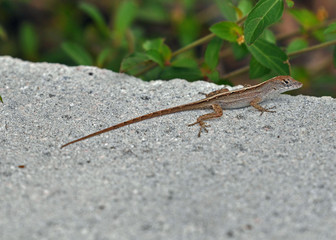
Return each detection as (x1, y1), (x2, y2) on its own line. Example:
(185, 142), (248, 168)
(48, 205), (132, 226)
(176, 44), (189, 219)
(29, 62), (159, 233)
(118, 0), (336, 88)
(0, 0), (335, 96)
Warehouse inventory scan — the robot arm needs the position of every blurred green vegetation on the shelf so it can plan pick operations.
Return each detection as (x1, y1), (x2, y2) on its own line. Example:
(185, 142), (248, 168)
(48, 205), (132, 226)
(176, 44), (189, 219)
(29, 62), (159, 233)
(0, 0), (335, 98)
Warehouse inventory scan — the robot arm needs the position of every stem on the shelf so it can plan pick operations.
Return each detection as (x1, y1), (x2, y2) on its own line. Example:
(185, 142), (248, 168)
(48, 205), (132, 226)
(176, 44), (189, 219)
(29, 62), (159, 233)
(171, 33), (216, 57)
(134, 62), (157, 77)
(221, 66), (250, 79)
(171, 16), (246, 58)
(288, 39), (336, 57)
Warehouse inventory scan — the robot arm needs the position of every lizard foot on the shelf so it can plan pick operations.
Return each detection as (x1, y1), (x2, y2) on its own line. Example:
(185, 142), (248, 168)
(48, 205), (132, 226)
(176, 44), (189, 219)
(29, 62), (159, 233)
(188, 121), (210, 137)
(259, 106), (276, 116)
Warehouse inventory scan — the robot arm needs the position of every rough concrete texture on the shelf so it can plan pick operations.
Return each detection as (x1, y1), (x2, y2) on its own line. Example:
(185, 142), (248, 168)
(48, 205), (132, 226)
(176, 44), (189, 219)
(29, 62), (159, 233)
(0, 56), (335, 240)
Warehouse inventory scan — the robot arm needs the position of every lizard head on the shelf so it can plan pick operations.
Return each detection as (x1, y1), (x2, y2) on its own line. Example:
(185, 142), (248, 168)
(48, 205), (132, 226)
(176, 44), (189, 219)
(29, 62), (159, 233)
(271, 76), (303, 93)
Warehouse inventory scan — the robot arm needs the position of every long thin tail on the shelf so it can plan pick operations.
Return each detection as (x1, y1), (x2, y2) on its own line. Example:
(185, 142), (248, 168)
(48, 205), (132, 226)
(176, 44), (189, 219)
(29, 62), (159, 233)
(60, 101), (203, 148)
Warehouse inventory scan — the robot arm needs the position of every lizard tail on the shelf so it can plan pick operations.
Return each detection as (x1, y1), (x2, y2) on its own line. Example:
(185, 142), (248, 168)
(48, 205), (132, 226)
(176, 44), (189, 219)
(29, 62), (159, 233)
(60, 101), (203, 148)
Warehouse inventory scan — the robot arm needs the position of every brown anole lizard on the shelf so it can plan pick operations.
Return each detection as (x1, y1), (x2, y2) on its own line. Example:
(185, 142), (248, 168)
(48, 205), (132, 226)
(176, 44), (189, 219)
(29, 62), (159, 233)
(61, 76), (302, 148)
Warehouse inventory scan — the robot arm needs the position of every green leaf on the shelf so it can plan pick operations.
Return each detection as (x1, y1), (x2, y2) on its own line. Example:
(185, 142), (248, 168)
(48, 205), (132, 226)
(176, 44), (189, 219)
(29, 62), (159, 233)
(177, 16), (201, 46)
(19, 22), (38, 59)
(313, 29), (326, 42)
(244, 0), (284, 45)
(286, 0), (294, 8)
(97, 48), (113, 67)
(210, 21), (243, 42)
(159, 67), (202, 81)
(214, 0), (237, 21)
(324, 22), (336, 34)
(79, 2), (110, 37)
(286, 38), (308, 54)
(62, 42), (93, 65)
(231, 42), (249, 60)
(0, 24), (7, 40)
(289, 9), (320, 29)
(146, 49), (164, 67)
(205, 37), (223, 70)
(246, 39), (290, 75)
(206, 70), (220, 83)
(171, 58), (198, 68)
(249, 56), (271, 79)
(333, 46), (336, 68)
(137, 4), (169, 22)
(143, 39), (164, 51)
(113, 1), (137, 42)
(291, 66), (309, 83)
(238, 0), (253, 16)
(120, 52), (149, 73)
(161, 44), (172, 62)
(0, 95), (3, 103)
(142, 39), (171, 65)
(261, 29), (276, 43)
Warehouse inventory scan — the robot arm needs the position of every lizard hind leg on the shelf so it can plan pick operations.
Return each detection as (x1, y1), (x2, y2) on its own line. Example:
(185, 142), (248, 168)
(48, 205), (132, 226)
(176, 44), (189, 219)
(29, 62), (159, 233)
(188, 104), (223, 137)
(250, 98), (276, 116)
(188, 120), (210, 137)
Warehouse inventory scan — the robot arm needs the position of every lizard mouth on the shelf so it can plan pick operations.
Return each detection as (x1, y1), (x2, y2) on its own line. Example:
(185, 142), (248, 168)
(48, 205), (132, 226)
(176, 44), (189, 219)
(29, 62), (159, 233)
(293, 81), (303, 89)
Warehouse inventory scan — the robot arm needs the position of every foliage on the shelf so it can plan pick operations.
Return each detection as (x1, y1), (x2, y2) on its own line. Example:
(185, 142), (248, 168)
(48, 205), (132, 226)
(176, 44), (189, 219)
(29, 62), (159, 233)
(244, 0), (284, 45)
(0, 0), (336, 98)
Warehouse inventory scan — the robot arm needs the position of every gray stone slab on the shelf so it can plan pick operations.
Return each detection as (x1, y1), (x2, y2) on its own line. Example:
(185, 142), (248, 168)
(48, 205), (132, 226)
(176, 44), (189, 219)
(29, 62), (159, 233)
(0, 56), (335, 240)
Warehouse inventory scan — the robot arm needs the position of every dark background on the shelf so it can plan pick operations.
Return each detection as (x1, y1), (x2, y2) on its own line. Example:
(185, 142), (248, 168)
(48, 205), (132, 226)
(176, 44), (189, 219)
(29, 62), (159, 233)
(0, 0), (335, 96)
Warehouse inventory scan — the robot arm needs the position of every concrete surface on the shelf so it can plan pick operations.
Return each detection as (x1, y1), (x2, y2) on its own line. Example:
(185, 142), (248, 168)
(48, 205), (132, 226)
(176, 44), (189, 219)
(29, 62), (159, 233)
(0, 56), (335, 240)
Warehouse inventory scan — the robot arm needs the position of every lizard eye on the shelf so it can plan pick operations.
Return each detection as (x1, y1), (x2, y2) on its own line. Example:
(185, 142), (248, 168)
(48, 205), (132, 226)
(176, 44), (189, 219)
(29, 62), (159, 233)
(282, 78), (291, 87)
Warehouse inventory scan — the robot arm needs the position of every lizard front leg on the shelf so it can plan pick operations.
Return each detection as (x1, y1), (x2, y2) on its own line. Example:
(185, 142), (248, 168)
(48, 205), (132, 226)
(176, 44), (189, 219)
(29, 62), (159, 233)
(188, 104), (223, 137)
(250, 97), (276, 115)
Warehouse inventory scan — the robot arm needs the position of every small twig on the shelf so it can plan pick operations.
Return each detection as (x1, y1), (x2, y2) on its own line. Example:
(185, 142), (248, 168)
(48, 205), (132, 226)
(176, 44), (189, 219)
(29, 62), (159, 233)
(288, 39), (336, 57)
(171, 33), (216, 58)
(221, 66), (250, 80)
(134, 62), (157, 77)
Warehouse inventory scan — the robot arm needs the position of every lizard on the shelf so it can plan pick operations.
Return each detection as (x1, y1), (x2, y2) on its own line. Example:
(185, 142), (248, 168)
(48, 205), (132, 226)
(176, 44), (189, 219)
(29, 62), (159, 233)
(61, 75), (302, 148)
